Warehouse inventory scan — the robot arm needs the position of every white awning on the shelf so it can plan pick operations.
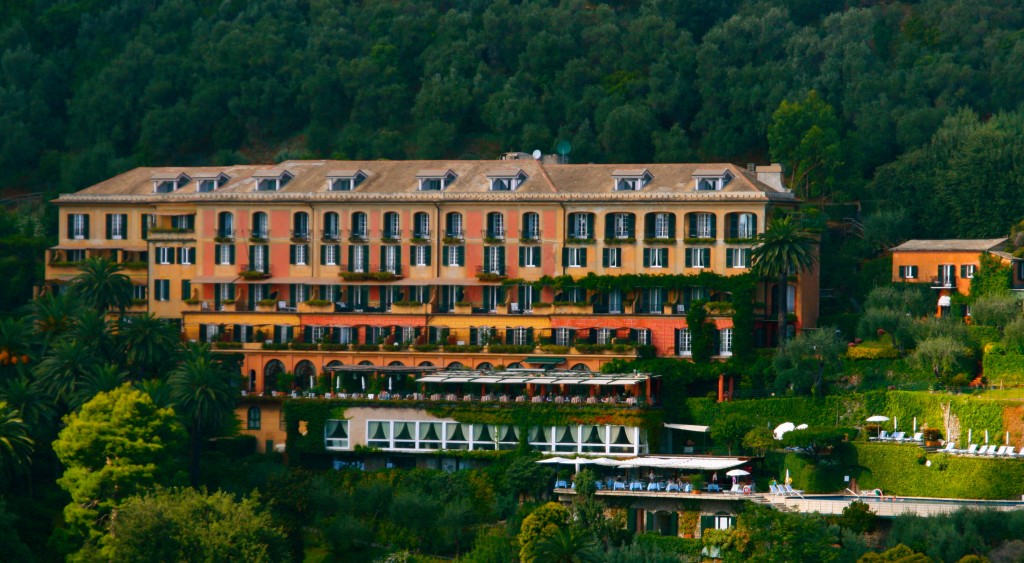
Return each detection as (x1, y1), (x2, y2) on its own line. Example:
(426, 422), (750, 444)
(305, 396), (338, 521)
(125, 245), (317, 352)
(415, 376), (446, 383)
(615, 456), (747, 471)
(938, 295), (952, 307)
(664, 423), (711, 433)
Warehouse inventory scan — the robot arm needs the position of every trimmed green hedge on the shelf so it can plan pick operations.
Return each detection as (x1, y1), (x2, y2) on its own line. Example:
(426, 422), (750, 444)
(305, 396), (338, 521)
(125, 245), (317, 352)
(632, 533), (702, 558)
(852, 443), (1024, 499)
(982, 349), (1024, 386)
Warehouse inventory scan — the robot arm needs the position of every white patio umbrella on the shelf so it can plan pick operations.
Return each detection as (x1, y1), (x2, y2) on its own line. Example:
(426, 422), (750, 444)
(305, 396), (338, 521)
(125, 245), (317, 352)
(726, 469), (750, 477)
(536, 457), (572, 464)
(866, 415), (889, 438)
(913, 417), (917, 433)
(795, 424), (809, 430)
(785, 468), (792, 485)
(894, 417), (898, 431)
(1007, 431), (1011, 446)
(774, 422), (795, 440)
(968, 428), (972, 444)
(985, 430), (989, 444)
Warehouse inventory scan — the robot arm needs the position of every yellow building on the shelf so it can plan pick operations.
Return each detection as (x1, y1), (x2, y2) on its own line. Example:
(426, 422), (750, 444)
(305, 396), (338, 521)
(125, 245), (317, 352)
(46, 158), (816, 392)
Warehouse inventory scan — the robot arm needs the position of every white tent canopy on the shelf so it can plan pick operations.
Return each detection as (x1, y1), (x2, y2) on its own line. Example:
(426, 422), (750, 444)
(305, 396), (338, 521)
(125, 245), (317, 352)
(614, 456), (747, 471)
(664, 423), (710, 433)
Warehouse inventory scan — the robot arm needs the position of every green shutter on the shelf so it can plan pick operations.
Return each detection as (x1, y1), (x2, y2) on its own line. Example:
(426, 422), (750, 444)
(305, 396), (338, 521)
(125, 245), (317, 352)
(425, 246), (432, 266)
(604, 214), (614, 239)
(685, 249), (692, 268)
(83, 215), (90, 238)
(729, 214), (738, 239)
(320, 245), (327, 265)
(348, 246), (355, 271)
(228, 245), (235, 265)
(626, 214), (635, 238)
(668, 213), (676, 238)
(643, 248), (650, 267)
(709, 215), (717, 239)
(702, 248), (710, 267)
(519, 247), (526, 266)
(105, 214), (112, 239)
(644, 213), (654, 239)
(457, 246), (465, 266)
(289, 245), (296, 265)
(562, 248), (569, 267)
(726, 249), (733, 268)
(688, 214), (697, 238)
(580, 248), (587, 267)
(181, 280), (191, 301)
(442, 246), (450, 266)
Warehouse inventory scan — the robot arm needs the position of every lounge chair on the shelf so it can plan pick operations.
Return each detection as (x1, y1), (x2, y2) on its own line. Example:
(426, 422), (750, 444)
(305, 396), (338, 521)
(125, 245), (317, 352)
(995, 446), (1010, 457)
(728, 483), (742, 494)
(870, 430), (890, 442)
(768, 484), (782, 496)
(937, 442), (956, 454)
(890, 431), (905, 442)
(906, 432), (923, 443)
(784, 484), (804, 498)
(983, 445), (999, 456)
(961, 444), (979, 455)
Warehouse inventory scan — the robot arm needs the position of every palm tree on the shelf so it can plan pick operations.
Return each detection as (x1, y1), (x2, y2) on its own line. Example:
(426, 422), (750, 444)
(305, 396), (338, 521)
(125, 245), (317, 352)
(0, 372), (56, 435)
(68, 257), (133, 314)
(751, 215), (819, 346)
(119, 314), (182, 380)
(27, 292), (83, 350)
(168, 343), (237, 485)
(70, 363), (129, 411)
(134, 378), (173, 409)
(33, 337), (98, 408)
(0, 402), (33, 481)
(532, 527), (602, 563)
(68, 309), (117, 364)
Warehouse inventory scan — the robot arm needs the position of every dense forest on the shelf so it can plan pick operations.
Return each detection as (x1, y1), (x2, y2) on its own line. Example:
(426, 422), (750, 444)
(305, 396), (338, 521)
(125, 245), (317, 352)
(2, 0), (1024, 238)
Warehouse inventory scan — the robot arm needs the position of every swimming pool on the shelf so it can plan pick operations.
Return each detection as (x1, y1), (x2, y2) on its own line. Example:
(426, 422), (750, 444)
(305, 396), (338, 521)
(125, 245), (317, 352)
(803, 494), (1024, 507)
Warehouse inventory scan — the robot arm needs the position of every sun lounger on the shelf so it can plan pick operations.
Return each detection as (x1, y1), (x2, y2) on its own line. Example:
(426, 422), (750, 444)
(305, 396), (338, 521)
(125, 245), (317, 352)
(769, 484), (782, 495)
(890, 431), (906, 442)
(870, 430), (890, 442)
(961, 444), (979, 455)
(906, 432), (923, 443)
(784, 484), (804, 498)
(937, 442), (956, 454)
(996, 446), (1011, 457)
(984, 445), (999, 456)
(1005, 446), (1019, 457)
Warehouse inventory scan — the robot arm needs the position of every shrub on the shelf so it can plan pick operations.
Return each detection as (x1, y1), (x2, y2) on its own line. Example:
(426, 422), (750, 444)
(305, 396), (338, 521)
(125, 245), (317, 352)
(909, 336), (973, 381)
(1002, 317), (1024, 352)
(970, 294), (1020, 328)
(846, 345), (900, 360)
(488, 344), (534, 354)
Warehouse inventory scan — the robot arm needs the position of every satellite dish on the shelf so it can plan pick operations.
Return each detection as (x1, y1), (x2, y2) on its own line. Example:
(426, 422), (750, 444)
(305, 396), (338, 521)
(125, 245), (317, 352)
(532, 149), (542, 160)
(556, 140), (572, 156)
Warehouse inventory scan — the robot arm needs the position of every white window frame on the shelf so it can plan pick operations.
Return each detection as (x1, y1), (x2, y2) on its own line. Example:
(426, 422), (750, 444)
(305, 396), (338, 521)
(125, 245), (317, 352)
(654, 213), (670, 238)
(295, 284), (309, 303)
(110, 214), (125, 239)
(72, 214), (87, 240)
(554, 328), (572, 347)
(636, 328), (652, 345)
(614, 214), (630, 239)
(414, 213), (430, 238)
(311, 325), (327, 342)
(383, 245), (399, 273)
(650, 248), (666, 269)
(414, 245), (429, 267)
(294, 244), (308, 266)
(490, 213), (505, 239)
(720, 328), (733, 357)
(690, 248), (707, 269)
(696, 213), (714, 238)
(615, 177), (641, 191)
(401, 326), (417, 343)
(385, 213), (400, 239)
(486, 247), (502, 273)
(737, 213), (755, 238)
(678, 328), (692, 357)
(573, 214), (589, 239)
(181, 247), (195, 265)
(714, 515), (735, 530)
(523, 246), (540, 268)
(606, 248), (621, 268)
(512, 327), (529, 346)
(352, 246), (366, 273)
(568, 247), (584, 268)
(252, 213), (268, 239)
(447, 246), (462, 267)
(448, 213), (463, 238)
(729, 248), (749, 269)
(523, 213), (540, 239)
(324, 244), (337, 266)
(218, 283), (233, 302)
(963, 265), (975, 279)
(335, 326), (353, 344)
(217, 244), (232, 265)
(596, 328), (614, 345)
(155, 279), (170, 301)
(352, 213), (367, 238)
(156, 247), (173, 265)
(899, 265), (918, 279)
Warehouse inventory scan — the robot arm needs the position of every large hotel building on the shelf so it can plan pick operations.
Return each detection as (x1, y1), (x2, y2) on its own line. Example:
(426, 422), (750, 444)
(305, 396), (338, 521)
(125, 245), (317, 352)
(44, 156), (817, 395)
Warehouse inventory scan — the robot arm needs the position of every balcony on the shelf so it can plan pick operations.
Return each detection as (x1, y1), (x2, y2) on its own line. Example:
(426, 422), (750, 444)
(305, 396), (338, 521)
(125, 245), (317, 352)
(380, 230), (402, 243)
(239, 264), (271, 281)
(147, 227), (195, 241)
(290, 229), (310, 242)
(214, 228), (235, 242)
(482, 229), (506, 243)
(930, 276), (956, 289)
(245, 228), (269, 243)
(519, 229), (542, 243)
(443, 230), (465, 244)
(321, 229), (340, 242)
(411, 229), (431, 243)
(347, 229), (369, 243)
(476, 266), (506, 281)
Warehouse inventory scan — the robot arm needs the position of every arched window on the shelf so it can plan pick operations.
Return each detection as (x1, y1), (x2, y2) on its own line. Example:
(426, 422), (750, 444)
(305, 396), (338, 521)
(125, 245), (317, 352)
(418, 361), (435, 367)
(522, 212), (540, 240)
(413, 212), (430, 239)
(728, 213), (757, 239)
(351, 212), (368, 240)
(217, 212), (234, 238)
(447, 361), (465, 369)
(507, 362), (524, 369)
(323, 212), (339, 240)
(605, 212), (636, 240)
(388, 361), (406, 367)
(445, 212), (464, 239)
(247, 406), (261, 430)
(477, 362), (493, 370)
(251, 212), (268, 239)
(295, 361), (316, 388)
(571, 363), (590, 372)
(486, 212), (505, 240)
(264, 360), (284, 393)
(292, 212), (309, 240)
(383, 212), (401, 239)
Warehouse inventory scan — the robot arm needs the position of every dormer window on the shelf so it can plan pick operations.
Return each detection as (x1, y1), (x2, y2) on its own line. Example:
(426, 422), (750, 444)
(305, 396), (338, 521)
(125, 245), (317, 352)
(694, 169), (734, 191)
(253, 169), (293, 191)
(194, 172), (230, 193)
(151, 172), (191, 193)
(417, 169), (456, 191)
(487, 169), (527, 191)
(611, 169), (652, 191)
(327, 170), (367, 191)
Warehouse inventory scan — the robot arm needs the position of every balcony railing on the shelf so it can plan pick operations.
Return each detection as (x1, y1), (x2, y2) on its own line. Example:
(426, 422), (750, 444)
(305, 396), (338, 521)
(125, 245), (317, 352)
(321, 229), (340, 241)
(290, 229), (310, 241)
(482, 229), (506, 241)
(444, 230), (465, 242)
(347, 229), (368, 242)
(930, 276), (956, 289)
(239, 264), (271, 280)
(519, 229), (542, 241)
(381, 230), (402, 242)
(215, 228), (235, 241)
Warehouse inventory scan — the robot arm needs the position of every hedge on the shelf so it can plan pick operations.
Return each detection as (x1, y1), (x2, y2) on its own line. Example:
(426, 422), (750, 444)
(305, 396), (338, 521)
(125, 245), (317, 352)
(632, 534), (702, 559)
(982, 350), (1024, 386)
(852, 443), (1024, 499)
(846, 346), (900, 360)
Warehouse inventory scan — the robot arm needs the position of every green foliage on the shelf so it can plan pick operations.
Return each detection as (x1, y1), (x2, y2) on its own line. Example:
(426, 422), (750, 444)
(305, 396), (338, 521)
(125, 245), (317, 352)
(727, 504), (839, 562)
(100, 487), (287, 562)
(846, 345), (900, 360)
(768, 90), (843, 201)
(518, 502), (570, 563)
(858, 544), (933, 562)
(855, 444), (1024, 499)
(53, 385), (187, 547)
(68, 257), (133, 314)
(969, 294), (1019, 328)
(969, 253), (1012, 299)
(780, 427), (856, 463)
(984, 347), (1024, 386)
(621, 535), (700, 560)
(773, 328), (846, 393)
(0, 401), (33, 480)
(685, 301), (715, 363)
(839, 501), (876, 535)
(743, 427), (775, 457)
(908, 337), (973, 382)
(864, 285), (935, 318)
(710, 413), (750, 455)
(885, 510), (1024, 563)
(751, 215), (819, 344)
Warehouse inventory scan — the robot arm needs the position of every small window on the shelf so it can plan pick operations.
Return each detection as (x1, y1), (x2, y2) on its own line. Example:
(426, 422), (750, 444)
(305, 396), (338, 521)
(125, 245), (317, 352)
(695, 170), (733, 191)
(195, 173), (229, 192)
(254, 170), (293, 191)
(328, 170), (367, 191)
(960, 264), (975, 279)
(677, 328), (692, 356)
(720, 328), (733, 356)
(899, 265), (918, 279)
(417, 170), (456, 191)
(612, 169), (651, 191)
(247, 406), (261, 430)
(489, 170), (527, 191)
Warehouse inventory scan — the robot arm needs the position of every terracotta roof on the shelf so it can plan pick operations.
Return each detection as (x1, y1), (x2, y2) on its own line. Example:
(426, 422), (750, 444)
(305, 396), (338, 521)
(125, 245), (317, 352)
(692, 168), (730, 177)
(150, 171), (188, 181)
(611, 169), (650, 177)
(891, 239), (1007, 252)
(58, 160), (792, 202)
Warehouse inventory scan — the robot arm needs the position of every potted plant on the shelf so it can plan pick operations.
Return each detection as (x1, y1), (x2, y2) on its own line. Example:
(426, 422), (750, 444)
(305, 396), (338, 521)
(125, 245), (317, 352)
(453, 301), (474, 314)
(299, 298), (333, 313)
(922, 427), (942, 447)
(257, 299), (277, 312)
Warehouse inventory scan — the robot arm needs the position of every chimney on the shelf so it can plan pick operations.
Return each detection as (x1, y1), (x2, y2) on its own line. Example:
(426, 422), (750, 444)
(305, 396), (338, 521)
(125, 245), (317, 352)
(756, 163), (785, 191)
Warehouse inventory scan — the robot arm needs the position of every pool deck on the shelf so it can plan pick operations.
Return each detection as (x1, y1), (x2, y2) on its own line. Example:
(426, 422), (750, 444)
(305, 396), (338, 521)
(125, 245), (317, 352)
(554, 488), (1024, 517)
